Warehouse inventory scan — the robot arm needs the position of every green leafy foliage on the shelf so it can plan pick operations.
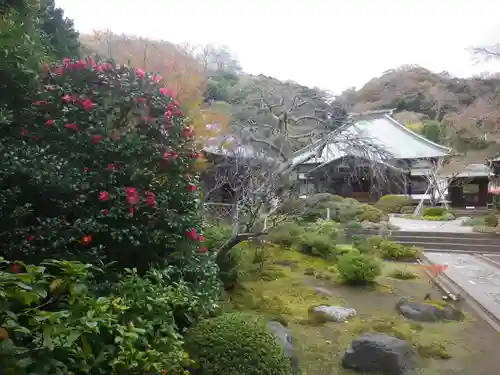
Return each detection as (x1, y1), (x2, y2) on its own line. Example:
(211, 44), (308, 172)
(379, 241), (422, 261)
(389, 268), (418, 280)
(356, 204), (385, 222)
(0, 57), (206, 271)
(336, 252), (381, 285)
(185, 312), (293, 375)
(266, 222), (306, 248)
(203, 222), (241, 289)
(296, 232), (336, 259)
(423, 207), (446, 217)
(40, 0), (81, 59)
(0, 258), (199, 375)
(0, 3), (50, 115)
(375, 195), (413, 213)
(484, 214), (498, 227)
(422, 212), (454, 221)
(306, 219), (343, 241)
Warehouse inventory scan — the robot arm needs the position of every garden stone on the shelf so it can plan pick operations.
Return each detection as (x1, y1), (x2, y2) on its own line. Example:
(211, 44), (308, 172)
(310, 305), (357, 322)
(395, 297), (464, 322)
(342, 333), (416, 375)
(267, 320), (300, 374)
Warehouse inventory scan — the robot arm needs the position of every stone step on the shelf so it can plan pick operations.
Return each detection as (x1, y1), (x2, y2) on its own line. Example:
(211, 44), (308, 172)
(346, 229), (499, 240)
(389, 235), (500, 246)
(391, 240), (500, 253)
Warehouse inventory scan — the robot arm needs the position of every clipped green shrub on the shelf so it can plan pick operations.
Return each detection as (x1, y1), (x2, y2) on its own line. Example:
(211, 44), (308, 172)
(389, 268), (418, 280)
(296, 232), (336, 259)
(423, 207), (446, 217)
(266, 222), (305, 247)
(356, 204), (385, 222)
(484, 214), (499, 227)
(367, 235), (385, 249)
(345, 220), (363, 229)
(379, 240), (422, 261)
(422, 212), (454, 221)
(307, 219), (344, 241)
(376, 195), (412, 213)
(299, 193), (360, 223)
(354, 235), (385, 254)
(277, 197), (307, 217)
(185, 312), (293, 375)
(337, 252), (381, 285)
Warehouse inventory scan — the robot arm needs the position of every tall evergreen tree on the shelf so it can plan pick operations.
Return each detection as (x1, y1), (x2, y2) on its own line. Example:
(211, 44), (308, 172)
(40, 0), (80, 59)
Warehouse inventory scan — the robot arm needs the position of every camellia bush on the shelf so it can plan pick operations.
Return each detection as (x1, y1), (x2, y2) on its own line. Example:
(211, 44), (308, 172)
(0, 57), (207, 271)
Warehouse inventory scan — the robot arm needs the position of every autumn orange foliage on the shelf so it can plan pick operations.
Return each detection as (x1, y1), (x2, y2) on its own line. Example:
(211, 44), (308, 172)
(82, 30), (229, 153)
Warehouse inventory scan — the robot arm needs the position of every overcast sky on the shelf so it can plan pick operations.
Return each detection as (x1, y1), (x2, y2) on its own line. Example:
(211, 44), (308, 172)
(56, 0), (500, 94)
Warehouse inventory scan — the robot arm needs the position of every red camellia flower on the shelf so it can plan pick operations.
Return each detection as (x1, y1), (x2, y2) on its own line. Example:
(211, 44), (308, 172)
(125, 187), (140, 205)
(186, 228), (198, 240)
(27, 235), (34, 241)
(151, 75), (163, 83)
(45, 119), (54, 126)
(34, 100), (45, 105)
(64, 123), (79, 131)
(92, 135), (103, 144)
(163, 151), (179, 160)
(102, 209), (109, 215)
(80, 98), (94, 112)
(198, 235), (205, 242)
(20, 128), (29, 136)
(159, 87), (175, 97)
(62, 94), (73, 103)
(107, 163), (116, 170)
(135, 68), (146, 79)
(182, 126), (194, 138)
(83, 167), (90, 173)
(99, 191), (109, 201)
(11, 264), (21, 273)
(188, 184), (197, 192)
(87, 56), (95, 66)
(81, 235), (92, 245)
(145, 191), (156, 208)
(63, 57), (71, 65)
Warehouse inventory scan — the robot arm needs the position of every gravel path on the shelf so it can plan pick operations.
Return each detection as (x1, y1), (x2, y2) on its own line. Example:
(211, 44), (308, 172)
(390, 215), (473, 233)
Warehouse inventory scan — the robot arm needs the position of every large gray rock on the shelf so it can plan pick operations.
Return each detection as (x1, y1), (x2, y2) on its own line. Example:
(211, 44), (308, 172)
(310, 305), (357, 323)
(267, 320), (299, 375)
(395, 297), (464, 322)
(342, 333), (416, 375)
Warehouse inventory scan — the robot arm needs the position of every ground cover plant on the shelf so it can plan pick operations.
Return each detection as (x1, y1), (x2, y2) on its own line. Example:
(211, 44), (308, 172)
(223, 242), (500, 375)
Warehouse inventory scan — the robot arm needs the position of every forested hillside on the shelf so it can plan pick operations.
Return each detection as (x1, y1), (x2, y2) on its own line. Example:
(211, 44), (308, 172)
(335, 64), (500, 156)
(81, 32), (500, 159)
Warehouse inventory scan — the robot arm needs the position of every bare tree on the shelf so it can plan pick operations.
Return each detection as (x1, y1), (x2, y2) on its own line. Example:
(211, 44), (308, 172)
(470, 43), (500, 61)
(204, 87), (392, 261)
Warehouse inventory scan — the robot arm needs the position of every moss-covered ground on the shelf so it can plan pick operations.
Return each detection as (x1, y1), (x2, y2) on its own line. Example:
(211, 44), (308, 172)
(223, 244), (500, 375)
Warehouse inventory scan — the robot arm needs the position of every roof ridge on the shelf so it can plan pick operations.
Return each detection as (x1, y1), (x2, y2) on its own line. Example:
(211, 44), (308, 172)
(383, 114), (451, 153)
